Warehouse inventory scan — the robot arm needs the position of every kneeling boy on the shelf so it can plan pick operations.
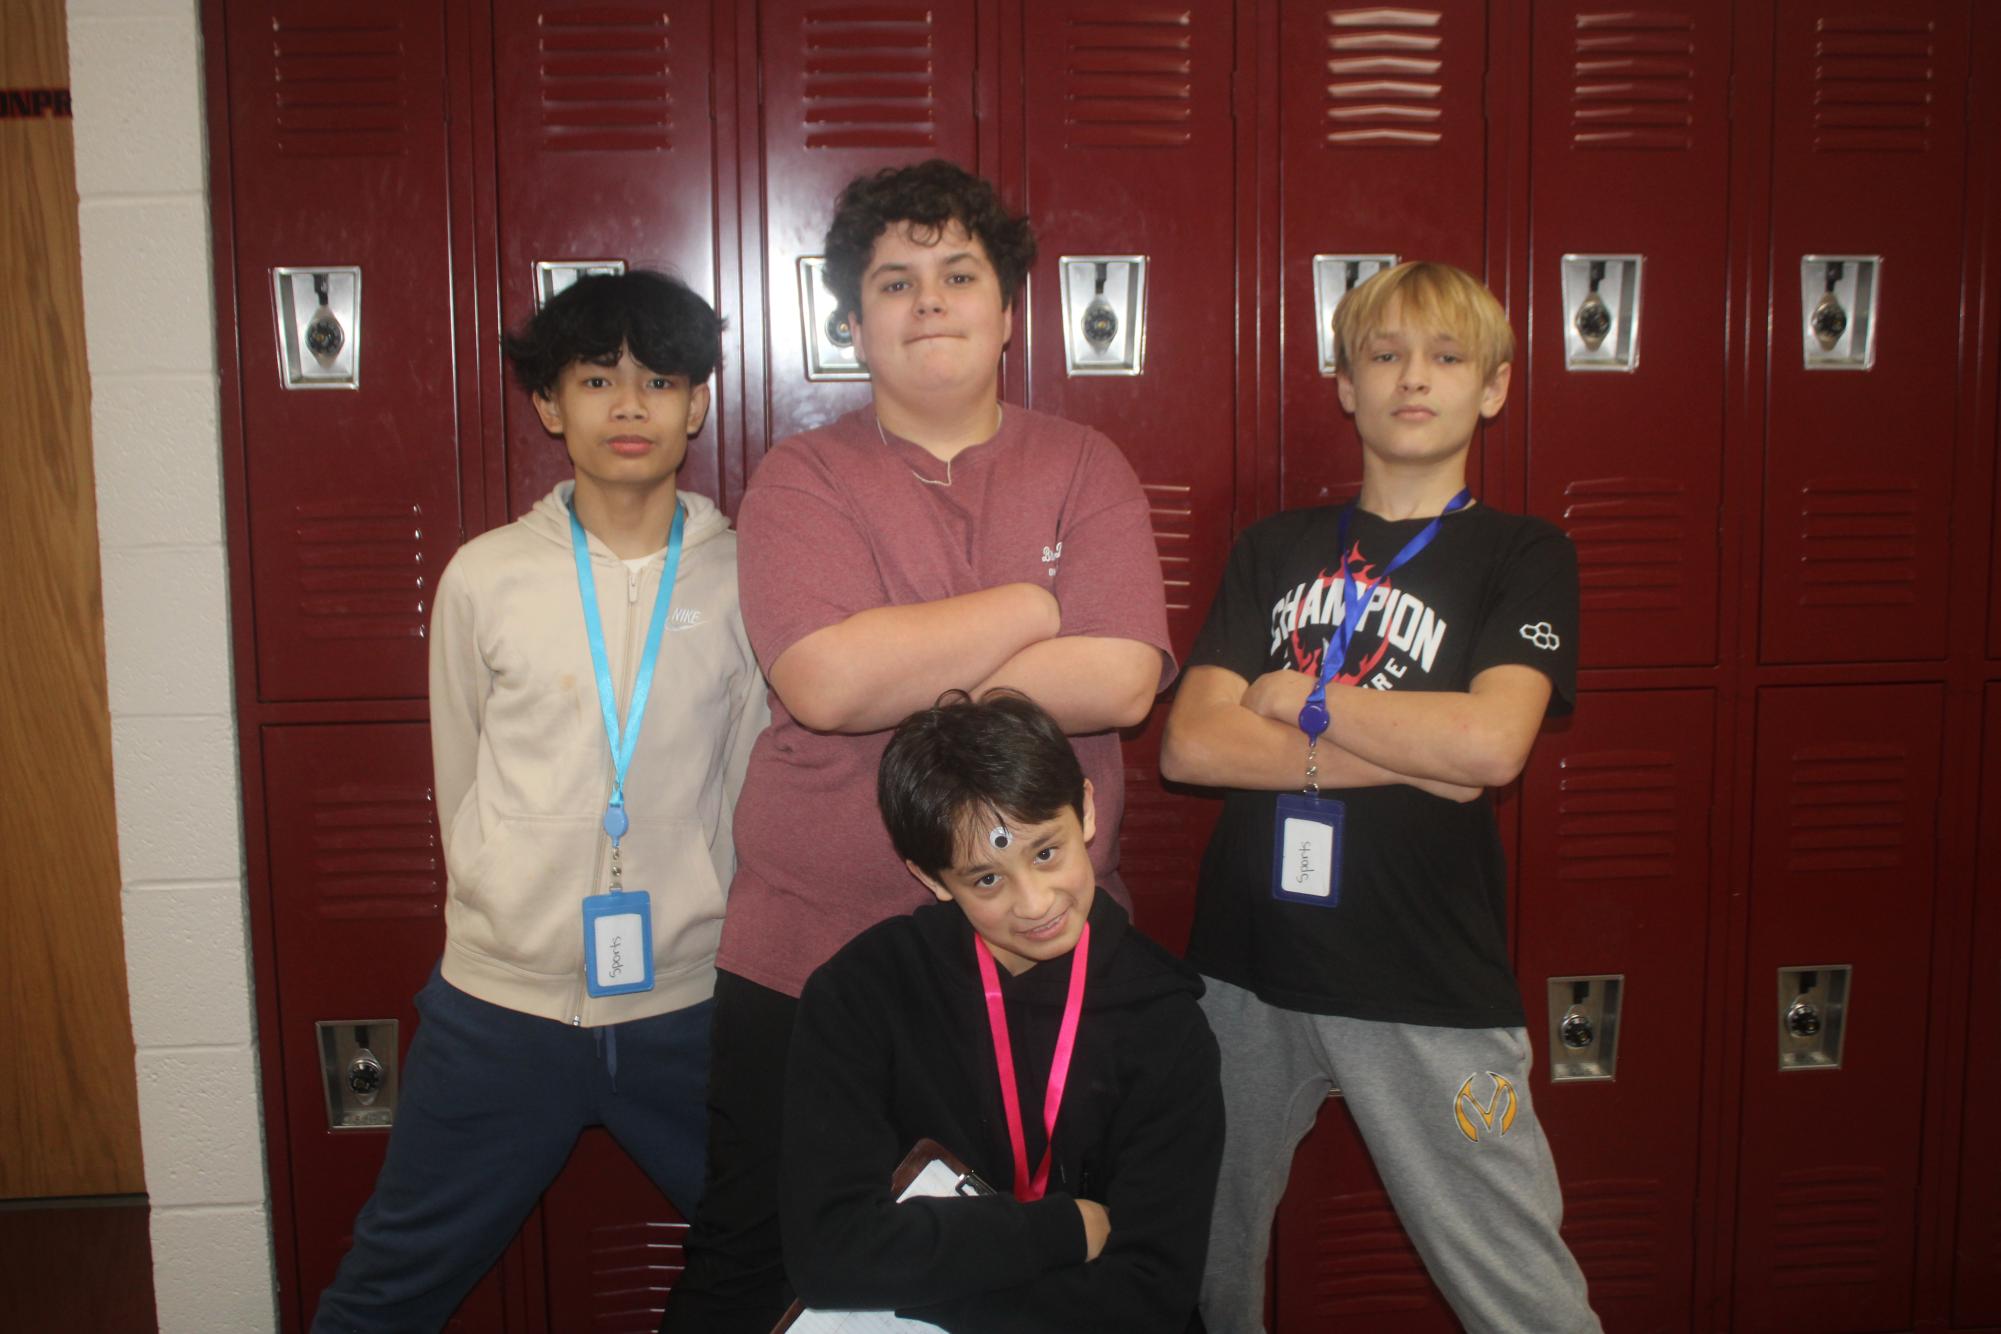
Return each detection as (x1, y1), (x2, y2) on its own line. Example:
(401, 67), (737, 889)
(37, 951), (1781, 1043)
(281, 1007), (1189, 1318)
(780, 692), (1222, 1333)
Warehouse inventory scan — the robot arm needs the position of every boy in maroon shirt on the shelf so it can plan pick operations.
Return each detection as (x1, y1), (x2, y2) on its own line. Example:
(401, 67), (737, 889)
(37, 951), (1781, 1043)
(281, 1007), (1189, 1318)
(659, 161), (1174, 1333)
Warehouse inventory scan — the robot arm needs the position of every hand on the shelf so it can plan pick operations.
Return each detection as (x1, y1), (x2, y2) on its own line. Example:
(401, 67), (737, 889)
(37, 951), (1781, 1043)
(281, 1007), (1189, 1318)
(1241, 669), (1316, 725)
(1075, 1199), (1111, 1262)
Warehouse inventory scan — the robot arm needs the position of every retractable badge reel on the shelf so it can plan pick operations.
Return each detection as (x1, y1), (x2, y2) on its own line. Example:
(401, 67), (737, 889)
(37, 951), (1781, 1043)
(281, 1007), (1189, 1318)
(582, 806), (654, 998)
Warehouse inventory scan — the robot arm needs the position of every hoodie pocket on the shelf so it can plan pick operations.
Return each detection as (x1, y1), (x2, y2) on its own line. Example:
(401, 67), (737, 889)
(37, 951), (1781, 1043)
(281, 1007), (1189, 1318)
(608, 817), (729, 980)
(448, 812), (599, 976)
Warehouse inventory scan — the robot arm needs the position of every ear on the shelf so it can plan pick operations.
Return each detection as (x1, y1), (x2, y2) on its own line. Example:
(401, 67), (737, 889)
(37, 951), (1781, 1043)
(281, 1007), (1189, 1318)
(684, 381), (712, 436)
(905, 859), (954, 905)
(1478, 361), (1513, 420)
(532, 389), (566, 436)
(1335, 370), (1358, 415)
(1079, 778), (1098, 846)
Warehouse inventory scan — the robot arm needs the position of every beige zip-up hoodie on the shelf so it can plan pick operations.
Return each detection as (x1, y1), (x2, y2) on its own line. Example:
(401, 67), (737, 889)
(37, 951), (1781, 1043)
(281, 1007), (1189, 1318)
(429, 482), (767, 1026)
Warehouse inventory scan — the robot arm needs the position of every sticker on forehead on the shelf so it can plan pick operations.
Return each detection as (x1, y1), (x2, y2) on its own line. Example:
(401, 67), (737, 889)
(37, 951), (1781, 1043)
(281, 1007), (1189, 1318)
(988, 824), (1012, 851)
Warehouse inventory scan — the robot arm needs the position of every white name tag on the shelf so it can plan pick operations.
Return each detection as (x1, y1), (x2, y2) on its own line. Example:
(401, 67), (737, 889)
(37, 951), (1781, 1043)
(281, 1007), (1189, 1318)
(1282, 817), (1334, 898)
(592, 911), (643, 989)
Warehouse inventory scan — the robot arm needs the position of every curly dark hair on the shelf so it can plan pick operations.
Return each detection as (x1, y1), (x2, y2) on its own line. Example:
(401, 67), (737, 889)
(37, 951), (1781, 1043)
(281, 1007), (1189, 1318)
(822, 159), (1038, 325)
(502, 269), (722, 398)
(877, 690), (1085, 879)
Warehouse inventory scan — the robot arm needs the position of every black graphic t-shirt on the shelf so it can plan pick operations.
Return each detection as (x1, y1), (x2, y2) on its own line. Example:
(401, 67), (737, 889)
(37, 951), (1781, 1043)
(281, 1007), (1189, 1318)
(1183, 502), (1578, 1027)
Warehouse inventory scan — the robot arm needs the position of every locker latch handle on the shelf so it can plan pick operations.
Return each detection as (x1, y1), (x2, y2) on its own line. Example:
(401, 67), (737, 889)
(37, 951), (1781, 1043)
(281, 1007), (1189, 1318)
(1574, 259), (1612, 351)
(1811, 262), (1849, 351)
(305, 272), (347, 368)
(1081, 262), (1118, 350)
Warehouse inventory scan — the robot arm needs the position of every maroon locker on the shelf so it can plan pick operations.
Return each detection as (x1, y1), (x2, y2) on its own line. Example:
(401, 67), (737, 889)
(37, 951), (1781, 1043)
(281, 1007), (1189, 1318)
(262, 724), (506, 1331)
(753, 0), (982, 454)
(1517, 690), (1716, 1330)
(1525, 0), (1731, 670)
(1015, 0), (1237, 943)
(1759, 0), (1970, 665)
(1734, 683), (1943, 1331)
(1951, 683), (2001, 1323)
(225, 1), (468, 702)
(1276, 0), (1491, 512)
(491, 0), (724, 520)
(535, 1129), (686, 1332)
(1272, 1101), (1459, 1331)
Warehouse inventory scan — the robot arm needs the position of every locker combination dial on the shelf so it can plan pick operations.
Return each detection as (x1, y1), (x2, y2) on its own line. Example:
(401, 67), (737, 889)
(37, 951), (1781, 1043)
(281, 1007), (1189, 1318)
(1785, 998), (1822, 1039)
(305, 274), (346, 367)
(1573, 260), (1612, 351)
(1811, 262), (1849, 352)
(347, 1048), (384, 1104)
(1559, 1011), (1595, 1049)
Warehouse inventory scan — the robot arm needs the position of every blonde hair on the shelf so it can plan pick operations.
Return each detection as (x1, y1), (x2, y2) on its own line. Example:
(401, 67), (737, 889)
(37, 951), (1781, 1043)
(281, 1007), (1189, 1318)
(1333, 261), (1515, 382)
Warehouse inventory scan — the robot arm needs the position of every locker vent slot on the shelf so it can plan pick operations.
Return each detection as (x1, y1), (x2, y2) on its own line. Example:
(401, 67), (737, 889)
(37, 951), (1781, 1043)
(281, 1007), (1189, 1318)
(583, 1218), (686, 1319)
(1795, 476), (1919, 607)
(292, 500), (429, 642)
(1561, 1178), (1664, 1300)
(1571, 10), (1696, 151)
(537, 7), (673, 152)
(1142, 481), (1194, 612)
(271, 14), (410, 159)
(1117, 769), (1201, 913)
(1323, 8), (1445, 147)
(1771, 1166), (1888, 1286)
(1811, 15), (1935, 154)
(1062, 9), (1197, 149)
(1305, 1189), (1437, 1312)
(1785, 742), (1908, 873)
(309, 781), (441, 918)
(1554, 749), (1676, 881)
(801, 6), (939, 149)
(1562, 477), (1688, 611)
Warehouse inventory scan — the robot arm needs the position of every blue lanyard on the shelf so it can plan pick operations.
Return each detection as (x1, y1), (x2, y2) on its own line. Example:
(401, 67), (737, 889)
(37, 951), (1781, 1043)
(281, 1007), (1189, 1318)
(570, 500), (685, 844)
(1297, 490), (1469, 742)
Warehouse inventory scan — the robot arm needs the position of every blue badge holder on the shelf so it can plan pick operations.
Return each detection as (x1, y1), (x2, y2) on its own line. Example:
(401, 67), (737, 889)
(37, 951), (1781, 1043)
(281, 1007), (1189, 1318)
(1271, 793), (1345, 907)
(582, 889), (654, 997)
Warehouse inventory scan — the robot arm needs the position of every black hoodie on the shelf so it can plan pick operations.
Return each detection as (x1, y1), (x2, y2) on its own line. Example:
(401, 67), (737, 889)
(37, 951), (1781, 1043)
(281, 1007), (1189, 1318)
(780, 891), (1223, 1333)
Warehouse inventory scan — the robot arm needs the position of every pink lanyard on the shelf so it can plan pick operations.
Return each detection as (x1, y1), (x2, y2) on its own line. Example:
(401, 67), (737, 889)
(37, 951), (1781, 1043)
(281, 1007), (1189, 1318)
(974, 922), (1091, 1203)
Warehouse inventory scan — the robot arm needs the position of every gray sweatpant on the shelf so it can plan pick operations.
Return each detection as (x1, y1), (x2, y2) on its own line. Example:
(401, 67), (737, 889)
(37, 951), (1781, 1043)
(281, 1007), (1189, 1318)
(1197, 976), (1600, 1334)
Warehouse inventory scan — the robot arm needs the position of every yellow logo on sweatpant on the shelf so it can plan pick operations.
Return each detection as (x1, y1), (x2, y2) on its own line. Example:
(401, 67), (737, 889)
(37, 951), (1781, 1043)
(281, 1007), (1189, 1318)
(1454, 1072), (1518, 1143)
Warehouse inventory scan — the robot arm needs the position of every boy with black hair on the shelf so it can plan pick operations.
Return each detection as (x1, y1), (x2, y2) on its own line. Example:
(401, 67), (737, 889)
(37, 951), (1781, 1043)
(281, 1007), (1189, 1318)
(663, 160), (1173, 1331)
(779, 691), (1221, 1334)
(1161, 261), (1599, 1333)
(313, 271), (766, 1333)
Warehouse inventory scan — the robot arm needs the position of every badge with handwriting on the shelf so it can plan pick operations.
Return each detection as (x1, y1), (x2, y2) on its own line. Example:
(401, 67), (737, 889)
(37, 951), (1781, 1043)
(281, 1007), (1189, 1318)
(1271, 793), (1344, 906)
(582, 890), (654, 997)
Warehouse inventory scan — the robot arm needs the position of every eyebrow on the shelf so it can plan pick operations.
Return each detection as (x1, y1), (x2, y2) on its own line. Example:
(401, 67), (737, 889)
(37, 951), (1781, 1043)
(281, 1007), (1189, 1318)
(865, 250), (983, 282)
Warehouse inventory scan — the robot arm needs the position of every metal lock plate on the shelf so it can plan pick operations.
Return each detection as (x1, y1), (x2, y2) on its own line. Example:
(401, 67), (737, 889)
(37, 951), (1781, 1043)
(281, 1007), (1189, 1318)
(1059, 255), (1148, 376)
(534, 260), (626, 309)
(317, 1019), (399, 1129)
(798, 256), (867, 381)
(1312, 254), (1399, 376)
(1777, 965), (1851, 1070)
(1800, 256), (1880, 370)
(273, 267), (362, 390)
(1546, 974), (1624, 1081)
(1560, 255), (1643, 372)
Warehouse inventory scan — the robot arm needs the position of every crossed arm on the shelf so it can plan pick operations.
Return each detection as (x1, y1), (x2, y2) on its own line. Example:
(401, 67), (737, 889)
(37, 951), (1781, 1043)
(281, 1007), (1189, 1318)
(769, 585), (1163, 735)
(1159, 662), (1555, 800)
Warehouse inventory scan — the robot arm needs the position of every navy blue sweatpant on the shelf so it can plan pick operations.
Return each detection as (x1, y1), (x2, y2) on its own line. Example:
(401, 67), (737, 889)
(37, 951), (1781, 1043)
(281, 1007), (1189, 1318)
(311, 968), (712, 1333)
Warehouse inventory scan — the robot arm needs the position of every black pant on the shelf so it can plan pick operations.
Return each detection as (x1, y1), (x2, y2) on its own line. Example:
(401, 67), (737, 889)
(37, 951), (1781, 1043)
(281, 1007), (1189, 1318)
(660, 970), (800, 1334)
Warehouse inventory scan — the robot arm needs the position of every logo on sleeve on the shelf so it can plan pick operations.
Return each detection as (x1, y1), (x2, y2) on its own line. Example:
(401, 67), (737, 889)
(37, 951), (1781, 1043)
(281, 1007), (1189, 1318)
(1041, 541), (1063, 577)
(1453, 1072), (1519, 1143)
(1519, 622), (1561, 651)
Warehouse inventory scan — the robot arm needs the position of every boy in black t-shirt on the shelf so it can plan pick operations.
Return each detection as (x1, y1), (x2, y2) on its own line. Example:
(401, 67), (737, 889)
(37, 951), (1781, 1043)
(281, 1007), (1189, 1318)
(1160, 262), (1598, 1333)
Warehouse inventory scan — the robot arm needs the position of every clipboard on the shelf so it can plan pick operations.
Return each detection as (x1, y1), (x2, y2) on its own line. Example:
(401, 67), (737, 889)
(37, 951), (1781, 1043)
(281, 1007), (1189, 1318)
(770, 1139), (994, 1334)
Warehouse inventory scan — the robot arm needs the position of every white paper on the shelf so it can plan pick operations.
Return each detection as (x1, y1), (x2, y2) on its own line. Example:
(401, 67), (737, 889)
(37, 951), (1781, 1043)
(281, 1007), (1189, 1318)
(591, 910), (643, 988)
(1282, 816), (1334, 897)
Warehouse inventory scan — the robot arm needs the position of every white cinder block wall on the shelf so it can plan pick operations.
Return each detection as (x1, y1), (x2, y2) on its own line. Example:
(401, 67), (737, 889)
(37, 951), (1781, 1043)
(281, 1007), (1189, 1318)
(68, 0), (278, 1329)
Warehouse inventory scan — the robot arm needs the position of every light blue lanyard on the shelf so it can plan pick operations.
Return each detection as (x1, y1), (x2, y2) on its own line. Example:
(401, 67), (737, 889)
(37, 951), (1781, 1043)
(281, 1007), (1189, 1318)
(1297, 490), (1469, 742)
(569, 500), (685, 845)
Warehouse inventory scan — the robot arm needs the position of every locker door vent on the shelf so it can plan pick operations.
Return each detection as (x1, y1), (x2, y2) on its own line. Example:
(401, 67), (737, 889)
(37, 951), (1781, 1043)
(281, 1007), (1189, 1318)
(1062, 9), (1196, 149)
(1302, 1189), (1437, 1312)
(801, 6), (939, 149)
(1323, 7), (1446, 148)
(1553, 748), (1676, 881)
(1770, 1165), (1888, 1287)
(1784, 741), (1909, 873)
(1560, 1178), (1664, 1301)
(581, 1218), (687, 1327)
(271, 12), (410, 159)
(1117, 768), (1201, 909)
(1810, 15), (1936, 154)
(1571, 10), (1697, 151)
(1562, 477), (1690, 615)
(291, 500), (432, 646)
(1795, 476), (1919, 608)
(1140, 480), (1194, 612)
(308, 779), (442, 919)
(537, 7), (674, 152)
